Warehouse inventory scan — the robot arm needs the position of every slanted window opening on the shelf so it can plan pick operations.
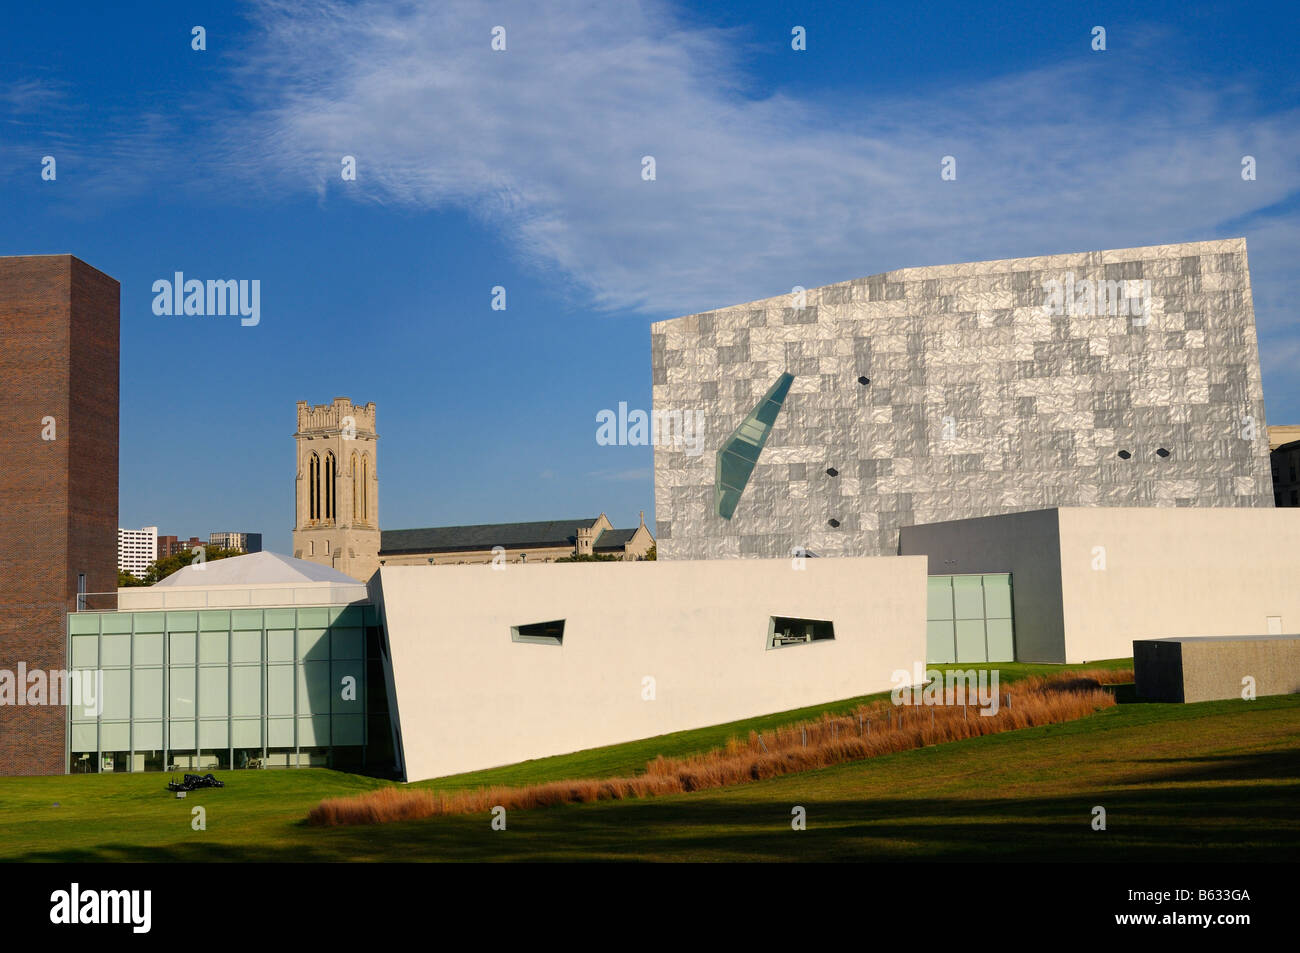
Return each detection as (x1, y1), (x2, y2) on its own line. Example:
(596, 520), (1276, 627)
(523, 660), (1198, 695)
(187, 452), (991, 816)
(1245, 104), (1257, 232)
(768, 616), (835, 650)
(512, 620), (565, 646)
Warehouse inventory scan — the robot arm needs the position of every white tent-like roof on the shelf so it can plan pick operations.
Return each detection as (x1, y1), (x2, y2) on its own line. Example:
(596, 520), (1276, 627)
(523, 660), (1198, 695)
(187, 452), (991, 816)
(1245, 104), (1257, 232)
(152, 551), (359, 588)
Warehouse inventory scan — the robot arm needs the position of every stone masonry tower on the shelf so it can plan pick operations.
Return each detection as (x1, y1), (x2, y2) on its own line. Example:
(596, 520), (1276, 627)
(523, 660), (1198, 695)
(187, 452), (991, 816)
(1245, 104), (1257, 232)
(292, 398), (380, 581)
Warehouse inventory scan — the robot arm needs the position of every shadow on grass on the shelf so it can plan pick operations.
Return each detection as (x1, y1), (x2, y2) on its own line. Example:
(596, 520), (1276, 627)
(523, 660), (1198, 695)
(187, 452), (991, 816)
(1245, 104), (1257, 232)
(9, 749), (1297, 863)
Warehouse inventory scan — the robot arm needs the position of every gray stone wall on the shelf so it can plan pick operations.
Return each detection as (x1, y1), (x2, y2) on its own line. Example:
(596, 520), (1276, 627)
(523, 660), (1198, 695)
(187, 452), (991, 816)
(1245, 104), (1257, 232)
(652, 239), (1274, 560)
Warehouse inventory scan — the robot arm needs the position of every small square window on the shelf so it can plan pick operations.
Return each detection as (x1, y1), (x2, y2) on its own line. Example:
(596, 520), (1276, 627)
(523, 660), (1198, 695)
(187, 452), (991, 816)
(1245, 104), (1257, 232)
(768, 616), (834, 649)
(511, 620), (564, 646)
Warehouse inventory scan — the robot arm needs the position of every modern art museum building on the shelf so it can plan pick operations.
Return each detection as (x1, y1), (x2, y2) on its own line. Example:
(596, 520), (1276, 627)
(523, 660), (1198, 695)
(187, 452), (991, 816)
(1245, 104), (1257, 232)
(4, 241), (1298, 781)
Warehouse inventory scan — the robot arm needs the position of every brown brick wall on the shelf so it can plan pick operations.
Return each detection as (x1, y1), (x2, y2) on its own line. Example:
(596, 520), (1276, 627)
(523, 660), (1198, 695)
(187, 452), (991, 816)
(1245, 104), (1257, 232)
(0, 256), (119, 775)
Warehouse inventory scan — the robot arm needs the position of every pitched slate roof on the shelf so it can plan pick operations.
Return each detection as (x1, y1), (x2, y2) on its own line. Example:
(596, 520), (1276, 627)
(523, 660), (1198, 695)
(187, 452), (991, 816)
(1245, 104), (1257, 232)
(380, 519), (601, 555)
(593, 528), (638, 551)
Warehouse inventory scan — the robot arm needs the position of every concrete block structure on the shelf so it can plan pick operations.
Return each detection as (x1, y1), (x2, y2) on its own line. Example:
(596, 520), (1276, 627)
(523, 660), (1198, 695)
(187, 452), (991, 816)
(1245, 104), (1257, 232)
(0, 255), (119, 775)
(653, 239), (1273, 560)
(1134, 635), (1300, 703)
(371, 557), (927, 782)
(901, 507), (1300, 663)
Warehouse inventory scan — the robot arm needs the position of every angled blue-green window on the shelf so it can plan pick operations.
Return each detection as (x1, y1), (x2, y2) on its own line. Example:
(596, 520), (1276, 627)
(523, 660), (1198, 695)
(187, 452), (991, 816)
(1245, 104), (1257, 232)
(715, 372), (794, 519)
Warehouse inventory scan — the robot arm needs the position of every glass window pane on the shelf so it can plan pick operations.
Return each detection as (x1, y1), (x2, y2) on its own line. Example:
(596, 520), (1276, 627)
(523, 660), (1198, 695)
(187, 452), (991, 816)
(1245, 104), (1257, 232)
(199, 667), (229, 718)
(133, 669), (163, 720)
(170, 667), (196, 718)
(231, 666), (262, 717)
(267, 664), (294, 717)
(169, 632), (197, 665)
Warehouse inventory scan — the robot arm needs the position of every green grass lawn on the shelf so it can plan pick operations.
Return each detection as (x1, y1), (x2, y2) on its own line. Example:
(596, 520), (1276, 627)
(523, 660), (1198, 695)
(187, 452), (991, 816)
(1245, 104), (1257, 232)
(2, 658), (1296, 862)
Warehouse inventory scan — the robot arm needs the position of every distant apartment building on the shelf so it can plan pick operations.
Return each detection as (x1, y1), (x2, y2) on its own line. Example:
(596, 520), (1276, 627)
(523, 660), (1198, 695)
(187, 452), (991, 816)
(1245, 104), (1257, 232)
(117, 526), (158, 578)
(156, 535), (205, 559)
(209, 532), (262, 553)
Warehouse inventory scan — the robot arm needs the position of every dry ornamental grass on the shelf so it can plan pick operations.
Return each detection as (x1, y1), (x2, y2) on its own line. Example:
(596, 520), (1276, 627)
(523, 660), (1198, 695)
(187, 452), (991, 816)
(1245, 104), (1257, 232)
(308, 668), (1130, 827)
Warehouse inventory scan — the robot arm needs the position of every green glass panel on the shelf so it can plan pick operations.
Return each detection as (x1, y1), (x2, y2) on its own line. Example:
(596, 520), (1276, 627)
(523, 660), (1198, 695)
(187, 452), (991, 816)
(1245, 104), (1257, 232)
(926, 620), (956, 664)
(133, 612), (166, 633)
(231, 609), (264, 631)
(166, 611), (198, 632)
(298, 628), (329, 662)
(199, 610), (231, 632)
(231, 666), (262, 717)
(69, 613), (101, 635)
(267, 717), (294, 747)
(101, 634), (130, 667)
(267, 630), (295, 663)
(134, 632), (163, 666)
(330, 628), (364, 661)
(70, 671), (99, 722)
(133, 669), (163, 720)
(71, 723), (97, 752)
(100, 670), (131, 721)
(169, 668), (196, 718)
(332, 714), (364, 747)
(986, 618), (1015, 661)
(954, 620), (988, 663)
(331, 660), (363, 713)
(715, 371), (794, 519)
(926, 577), (954, 620)
(264, 608), (296, 629)
(363, 605), (378, 627)
(101, 721), (129, 750)
(297, 715), (328, 746)
(335, 605), (366, 628)
(231, 630), (262, 664)
(169, 720), (196, 750)
(267, 664), (294, 717)
(199, 631), (229, 665)
(297, 661), (331, 715)
(101, 613), (133, 635)
(982, 574), (1013, 619)
(70, 635), (98, 669)
(232, 718), (262, 748)
(199, 667), (229, 718)
(952, 576), (985, 620)
(297, 606), (331, 628)
(199, 720), (228, 748)
(169, 632), (197, 665)
(134, 721), (162, 749)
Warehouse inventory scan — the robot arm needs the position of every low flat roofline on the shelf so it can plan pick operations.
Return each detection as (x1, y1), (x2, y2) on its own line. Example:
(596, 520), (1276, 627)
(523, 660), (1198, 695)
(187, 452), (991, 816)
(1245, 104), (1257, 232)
(1137, 634), (1300, 643)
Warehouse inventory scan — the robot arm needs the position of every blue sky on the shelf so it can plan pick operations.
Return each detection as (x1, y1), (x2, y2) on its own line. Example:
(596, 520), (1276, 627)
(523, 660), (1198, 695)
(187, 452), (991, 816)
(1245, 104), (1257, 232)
(3, 0), (1297, 552)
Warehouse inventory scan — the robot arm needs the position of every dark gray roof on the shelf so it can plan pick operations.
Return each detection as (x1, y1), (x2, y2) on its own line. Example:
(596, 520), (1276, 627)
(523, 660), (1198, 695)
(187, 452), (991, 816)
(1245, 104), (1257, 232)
(380, 519), (600, 555)
(593, 528), (638, 551)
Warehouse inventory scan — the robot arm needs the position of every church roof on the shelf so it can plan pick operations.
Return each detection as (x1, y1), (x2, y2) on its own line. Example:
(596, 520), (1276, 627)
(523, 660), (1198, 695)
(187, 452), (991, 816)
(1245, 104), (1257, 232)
(152, 551), (360, 587)
(593, 528), (639, 551)
(380, 519), (602, 555)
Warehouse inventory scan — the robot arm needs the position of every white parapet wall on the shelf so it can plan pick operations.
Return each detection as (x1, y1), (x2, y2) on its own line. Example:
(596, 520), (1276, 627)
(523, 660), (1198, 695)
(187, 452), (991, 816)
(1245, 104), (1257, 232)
(372, 556), (928, 783)
(902, 507), (1300, 664)
(1057, 507), (1300, 662)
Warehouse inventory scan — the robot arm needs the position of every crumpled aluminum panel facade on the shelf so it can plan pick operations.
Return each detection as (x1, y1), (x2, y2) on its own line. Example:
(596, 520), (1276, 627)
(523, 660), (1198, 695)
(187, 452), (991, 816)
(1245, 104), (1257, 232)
(652, 239), (1274, 560)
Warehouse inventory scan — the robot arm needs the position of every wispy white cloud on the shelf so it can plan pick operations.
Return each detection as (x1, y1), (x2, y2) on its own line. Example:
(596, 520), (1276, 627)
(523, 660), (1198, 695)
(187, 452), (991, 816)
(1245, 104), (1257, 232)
(221, 0), (1300, 326)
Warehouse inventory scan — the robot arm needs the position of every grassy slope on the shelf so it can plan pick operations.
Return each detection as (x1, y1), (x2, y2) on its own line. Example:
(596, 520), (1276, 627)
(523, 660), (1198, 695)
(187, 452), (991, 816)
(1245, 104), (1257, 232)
(414, 658), (1134, 791)
(1, 661), (1296, 862)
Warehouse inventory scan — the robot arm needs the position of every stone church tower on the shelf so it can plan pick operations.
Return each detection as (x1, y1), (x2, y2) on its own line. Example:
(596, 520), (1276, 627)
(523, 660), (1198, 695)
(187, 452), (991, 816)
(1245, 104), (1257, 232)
(292, 397), (380, 581)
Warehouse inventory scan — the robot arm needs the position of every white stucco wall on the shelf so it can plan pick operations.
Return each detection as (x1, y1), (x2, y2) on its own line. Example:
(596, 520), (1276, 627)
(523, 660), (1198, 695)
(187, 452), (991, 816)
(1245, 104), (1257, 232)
(1057, 507), (1300, 663)
(373, 557), (927, 782)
